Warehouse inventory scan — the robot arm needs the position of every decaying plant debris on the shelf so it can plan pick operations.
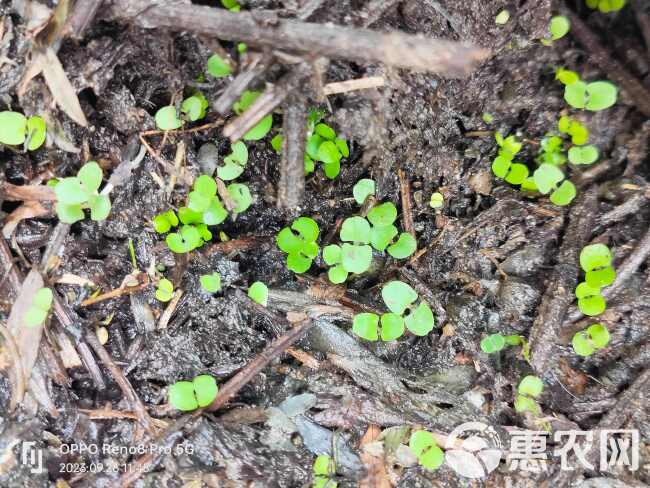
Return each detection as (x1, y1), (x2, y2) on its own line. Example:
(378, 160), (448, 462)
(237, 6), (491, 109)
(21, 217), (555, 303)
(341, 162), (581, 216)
(0, 0), (649, 487)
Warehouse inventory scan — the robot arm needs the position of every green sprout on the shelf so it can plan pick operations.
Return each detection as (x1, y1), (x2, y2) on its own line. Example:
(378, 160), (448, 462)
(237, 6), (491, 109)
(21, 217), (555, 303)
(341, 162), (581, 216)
(155, 106), (183, 130)
(514, 375), (544, 415)
(153, 210), (179, 233)
(564, 80), (618, 111)
(482, 112), (494, 124)
(276, 217), (320, 273)
(533, 164), (577, 206)
(169, 374), (218, 411)
(312, 455), (337, 488)
(166, 225), (203, 254)
(0, 111), (46, 150)
(549, 16), (570, 40)
(568, 145), (599, 165)
(429, 192), (444, 209)
(200, 272), (222, 293)
(572, 323), (610, 356)
(558, 115), (589, 145)
(221, 0), (240, 12)
(218, 141), (248, 180)
(480, 333), (531, 360)
(352, 281), (434, 341)
(181, 92), (209, 122)
(491, 133), (525, 182)
(233, 91), (273, 140)
(248, 281), (268, 306)
(409, 430), (444, 471)
(207, 53), (232, 78)
(54, 161), (112, 224)
(495, 10), (510, 25)
(156, 278), (174, 302)
(24, 287), (53, 327)
(353, 178), (375, 205)
(227, 183), (253, 214)
(575, 281), (606, 316)
(575, 243), (615, 315)
(270, 133), (283, 153)
(586, 0), (625, 13)
(556, 68), (580, 86)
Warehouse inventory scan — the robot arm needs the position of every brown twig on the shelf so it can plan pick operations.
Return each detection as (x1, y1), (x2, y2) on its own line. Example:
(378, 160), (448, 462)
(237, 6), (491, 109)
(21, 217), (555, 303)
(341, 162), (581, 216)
(398, 169), (415, 238)
(85, 330), (154, 432)
(107, 0), (489, 76)
(207, 318), (313, 411)
(138, 135), (193, 185)
(562, 7), (650, 117)
(277, 96), (307, 209)
(80, 280), (149, 307)
(139, 118), (223, 137)
(214, 53), (273, 115)
(222, 66), (309, 142)
(529, 189), (598, 377)
(323, 76), (386, 95)
(0, 182), (56, 201)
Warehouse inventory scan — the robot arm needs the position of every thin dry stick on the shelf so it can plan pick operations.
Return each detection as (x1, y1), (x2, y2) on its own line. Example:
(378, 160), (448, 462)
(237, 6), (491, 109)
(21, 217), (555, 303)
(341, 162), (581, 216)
(214, 53), (273, 115)
(139, 118), (223, 137)
(398, 169), (415, 238)
(562, 8), (650, 117)
(323, 76), (386, 95)
(0, 322), (25, 412)
(139, 135), (192, 185)
(85, 330), (154, 432)
(277, 96), (307, 209)
(222, 67), (309, 142)
(108, 0), (489, 76)
(80, 281), (149, 307)
(207, 319), (313, 411)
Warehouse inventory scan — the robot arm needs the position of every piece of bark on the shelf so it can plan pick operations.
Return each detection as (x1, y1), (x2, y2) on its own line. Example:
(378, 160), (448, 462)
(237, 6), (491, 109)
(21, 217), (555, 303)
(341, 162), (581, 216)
(528, 188), (598, 377)
(106, 0), (489, 76)
(222, 66), (309, 142)
(0, 182), (56, 201)
(63, 0), (103, 39)
(277, 96), (307, 209)
(562, 8), (650, 118)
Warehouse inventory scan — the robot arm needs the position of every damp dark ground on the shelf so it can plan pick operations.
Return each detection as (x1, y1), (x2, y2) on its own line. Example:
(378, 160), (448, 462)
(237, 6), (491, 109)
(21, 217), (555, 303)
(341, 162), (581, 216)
(0, 0), (649, 487)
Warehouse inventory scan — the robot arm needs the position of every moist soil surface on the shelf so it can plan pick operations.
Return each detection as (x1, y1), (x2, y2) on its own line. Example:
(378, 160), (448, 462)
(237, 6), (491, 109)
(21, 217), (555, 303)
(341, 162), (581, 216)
(0, 1), (649, 487)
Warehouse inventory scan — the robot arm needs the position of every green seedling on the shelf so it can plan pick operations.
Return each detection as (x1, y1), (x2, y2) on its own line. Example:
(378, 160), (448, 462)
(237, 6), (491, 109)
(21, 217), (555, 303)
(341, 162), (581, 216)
(237, 43), (247, 53)
(429, 192), (444, 209)
(575, 282), (606, 316)
(409, 430), (444, 471)
(218, 141), (248, 180)
(221, 0), (241, 11)
(337, 216), (373, 275)
(353, 178), (375, 205)
(156, 278), (174, 302)
(558, 115), (589, 145)
(181, 92), (209, 122)
(248, 281), (268, 306)
(482, 112), (494, 124)
(169, 374), (218, 411)
(153, 210), (179, 233)
(568, 145), (599, 165)
(564, 80), (617, 111)
(514, 375), (544, 415)
(572, 323), (610, 356)
(270, 133), (283, 153)
(207, 53), (232, 78)
(24, 287), (53, 327)
(233, 91), (273, 140)
(54, 161), (112, 224)
(312, 455), (337, 488)
(495, 10), (510, 24)
(549, 16), (570, 40)
(227, 183), (253, 214)
(555, 68), (580, 86)
(166, 225), (204, 254)
(276, 217), (320, 273)
(352, 281), (434, 341)
(586, 0), (625, 13)
(575, 243), (615, 314)
(491, 133), (524, 181)
(533, 164), (576, 206)
(480, 333), (530, 360)
(155, 106), (183, 130)
(0, 111), (46, 150)
(200, 272), (221, 293)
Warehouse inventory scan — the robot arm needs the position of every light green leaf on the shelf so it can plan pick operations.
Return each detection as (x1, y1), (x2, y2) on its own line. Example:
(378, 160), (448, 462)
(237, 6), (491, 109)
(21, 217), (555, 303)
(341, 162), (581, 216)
(200, 272), (221, 293)
(26, 116), (46, 150)
(533, 164), (564, 194)
(243, 114), (273, 141)
(340, 216), (371, 244)
(381, 280), (417, 315)
(341, 243), (372, 274)
(227, 183), (252, 213)
(568, 145), (598, 165)
(286, 252), (312, 273)
(207, 53), (232, 78)
(549, 180), (576, 206)
(55, 202), (85, 224)
(328, 264), (348, 284)
(88, 194), (111, 221)
(55, 177), (87, 205)
(292, 217), (319, 242)
(0, 111), (27, 145)
(353, 179), (375, 205)
(404, 302), (434, 336)
(248, 281), (269, 306)
(580, 243), (612, 272)
(169, 381), (198, 411)
(564, 81), (588, 109)
(585, 81), (617, 111)
(480, 333), (506, 353)
(370, 224), (398, 251)
(549, 16), (570, 40)
(518, 375), (543, 398)
(323, 245), (342, 265)
(367, 202), (397, 227)
(317, 141), (341, 165)
(387, 233), (417, 259)
(155, 106), (183, 131)
(193, 374), (218, 407)
(380, 313), (405, 341)
(352, 313), (379, 341)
